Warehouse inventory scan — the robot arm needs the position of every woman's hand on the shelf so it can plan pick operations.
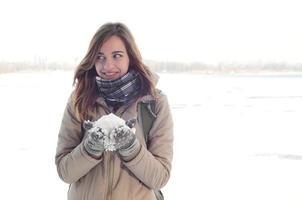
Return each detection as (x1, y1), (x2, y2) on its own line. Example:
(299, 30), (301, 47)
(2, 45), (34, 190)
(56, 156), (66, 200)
(111, 125), (141, 161)
(84, 127), (106, 158)
(112, 125), (136, 150)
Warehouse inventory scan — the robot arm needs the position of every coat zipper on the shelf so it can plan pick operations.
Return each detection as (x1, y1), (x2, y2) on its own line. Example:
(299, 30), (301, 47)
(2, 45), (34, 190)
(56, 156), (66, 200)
(107, 152), (114, 200)
(101, 102), (134, 200)
(104, 152), (114, 200)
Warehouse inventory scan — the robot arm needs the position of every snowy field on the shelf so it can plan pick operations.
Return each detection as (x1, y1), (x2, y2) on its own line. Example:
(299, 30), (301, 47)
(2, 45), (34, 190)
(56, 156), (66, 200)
(1, 71), (302, 200)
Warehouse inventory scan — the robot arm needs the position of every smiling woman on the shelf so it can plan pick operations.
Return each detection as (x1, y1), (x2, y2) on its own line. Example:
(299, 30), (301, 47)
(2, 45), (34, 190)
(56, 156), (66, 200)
(95, 36), (130, 80)
(55, 22), (174, 200)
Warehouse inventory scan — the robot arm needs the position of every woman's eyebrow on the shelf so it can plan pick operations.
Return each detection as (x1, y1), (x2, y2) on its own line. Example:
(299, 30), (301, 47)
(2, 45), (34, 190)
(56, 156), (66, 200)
(98, 51), (124, 55)
(112, 50), (124, 54)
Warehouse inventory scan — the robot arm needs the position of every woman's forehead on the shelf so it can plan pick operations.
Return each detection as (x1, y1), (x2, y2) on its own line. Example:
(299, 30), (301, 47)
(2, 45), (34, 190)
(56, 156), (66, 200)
(99, 36), (127, 53)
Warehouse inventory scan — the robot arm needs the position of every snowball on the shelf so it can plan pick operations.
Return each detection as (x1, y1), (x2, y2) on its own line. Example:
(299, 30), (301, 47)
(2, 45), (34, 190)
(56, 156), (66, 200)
(94, 113), (125, 151)
(94, 113), (125, 135)
(85, 114), (135, 151)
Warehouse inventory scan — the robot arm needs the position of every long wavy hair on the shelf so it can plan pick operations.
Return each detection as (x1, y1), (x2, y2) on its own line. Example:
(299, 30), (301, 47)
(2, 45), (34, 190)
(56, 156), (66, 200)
(73, 22), (156, 121)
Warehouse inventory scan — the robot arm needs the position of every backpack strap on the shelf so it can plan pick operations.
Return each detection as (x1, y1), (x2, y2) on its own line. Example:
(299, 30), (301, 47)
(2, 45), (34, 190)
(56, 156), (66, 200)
(139, 100), (156, 142)
(139, 100), (165, 200)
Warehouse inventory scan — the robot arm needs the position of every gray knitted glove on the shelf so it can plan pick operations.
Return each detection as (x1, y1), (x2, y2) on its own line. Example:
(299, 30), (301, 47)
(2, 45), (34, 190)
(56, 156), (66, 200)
(112, 118), (137, 150)
(83, 121), (106, 157)
(112, 125), (141, 160)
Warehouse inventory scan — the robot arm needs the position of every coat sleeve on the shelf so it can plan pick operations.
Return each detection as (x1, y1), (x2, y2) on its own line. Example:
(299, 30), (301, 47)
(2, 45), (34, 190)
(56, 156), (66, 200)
(122, 93), (174, 189)
(55, 94), (102, 184)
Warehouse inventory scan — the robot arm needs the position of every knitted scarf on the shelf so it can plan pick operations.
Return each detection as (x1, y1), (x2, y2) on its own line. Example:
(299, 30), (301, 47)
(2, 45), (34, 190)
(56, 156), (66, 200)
(95, 69), (141, 107)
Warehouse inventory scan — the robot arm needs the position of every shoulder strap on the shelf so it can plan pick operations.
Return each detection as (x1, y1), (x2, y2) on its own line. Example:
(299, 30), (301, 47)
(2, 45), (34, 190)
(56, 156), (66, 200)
(139, 101), (165, 200)
(140, 100), (156, 142)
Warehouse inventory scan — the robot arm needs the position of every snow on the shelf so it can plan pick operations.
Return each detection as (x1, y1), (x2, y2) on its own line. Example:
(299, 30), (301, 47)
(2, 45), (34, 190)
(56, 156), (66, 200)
(85, 113), (126, 151)
(93, 113), (126, 132)
(1, 71), (302, 199)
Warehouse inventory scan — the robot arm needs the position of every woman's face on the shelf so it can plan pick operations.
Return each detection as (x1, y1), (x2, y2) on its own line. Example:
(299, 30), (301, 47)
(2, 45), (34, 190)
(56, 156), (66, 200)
(95, 35), (130, 80)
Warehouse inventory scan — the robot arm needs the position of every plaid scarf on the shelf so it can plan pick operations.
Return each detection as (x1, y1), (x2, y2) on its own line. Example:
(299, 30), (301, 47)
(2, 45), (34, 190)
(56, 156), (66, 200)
(95, 69), (141, 106)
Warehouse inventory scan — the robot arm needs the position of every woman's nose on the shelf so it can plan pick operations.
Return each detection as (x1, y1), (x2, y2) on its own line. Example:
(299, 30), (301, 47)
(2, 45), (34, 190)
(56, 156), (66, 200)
(103, 59), (114, 70)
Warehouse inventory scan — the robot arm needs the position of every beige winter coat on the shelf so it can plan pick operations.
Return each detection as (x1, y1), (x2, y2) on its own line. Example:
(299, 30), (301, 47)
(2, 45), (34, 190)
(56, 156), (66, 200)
(55, 90), (174, 200)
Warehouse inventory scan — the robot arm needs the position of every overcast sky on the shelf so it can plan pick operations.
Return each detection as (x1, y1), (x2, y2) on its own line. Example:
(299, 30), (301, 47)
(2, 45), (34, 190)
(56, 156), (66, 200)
(0, 0), (301, 64)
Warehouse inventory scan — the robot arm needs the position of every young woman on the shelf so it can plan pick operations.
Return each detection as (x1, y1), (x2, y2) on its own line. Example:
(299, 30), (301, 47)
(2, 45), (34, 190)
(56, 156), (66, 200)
(55, 22), (174, 200)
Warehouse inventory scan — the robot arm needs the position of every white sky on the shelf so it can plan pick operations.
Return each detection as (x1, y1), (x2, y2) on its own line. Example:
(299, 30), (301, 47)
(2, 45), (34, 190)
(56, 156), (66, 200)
(0, 0), (302, 64)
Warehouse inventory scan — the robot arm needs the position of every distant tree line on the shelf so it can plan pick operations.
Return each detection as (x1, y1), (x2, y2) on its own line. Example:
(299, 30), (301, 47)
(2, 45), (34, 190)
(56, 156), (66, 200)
(1, 59), (302, 74)
(145, 60), (302, 74)
(0, 61), (75, 73)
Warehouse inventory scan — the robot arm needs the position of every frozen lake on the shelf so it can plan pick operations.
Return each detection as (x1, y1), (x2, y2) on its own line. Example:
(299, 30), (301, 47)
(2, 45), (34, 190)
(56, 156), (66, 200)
(0, 71), (302, 199)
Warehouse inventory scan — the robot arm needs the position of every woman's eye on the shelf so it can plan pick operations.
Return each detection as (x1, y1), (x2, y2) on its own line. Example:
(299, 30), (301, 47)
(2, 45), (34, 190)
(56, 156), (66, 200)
(97, 55), (106, 61)
(113, 54), (122, 59)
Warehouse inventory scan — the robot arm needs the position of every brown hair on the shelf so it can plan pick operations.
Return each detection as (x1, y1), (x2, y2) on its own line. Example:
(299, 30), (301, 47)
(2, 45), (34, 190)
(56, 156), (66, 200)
(72, 22), (156, 121)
